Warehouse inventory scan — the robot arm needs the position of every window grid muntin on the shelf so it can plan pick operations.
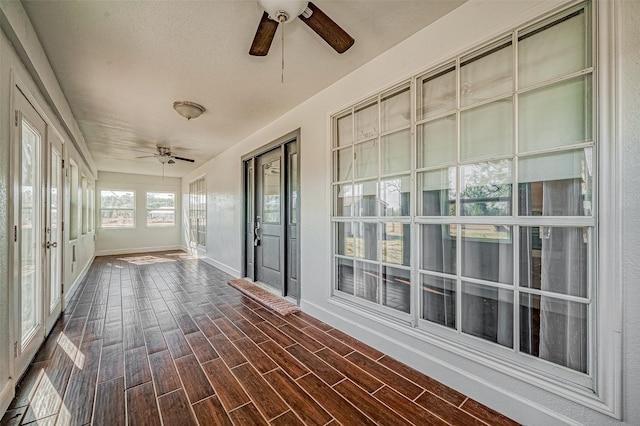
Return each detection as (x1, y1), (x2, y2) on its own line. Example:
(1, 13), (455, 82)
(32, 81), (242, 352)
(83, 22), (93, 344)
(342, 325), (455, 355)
(331, 2), (595, 383)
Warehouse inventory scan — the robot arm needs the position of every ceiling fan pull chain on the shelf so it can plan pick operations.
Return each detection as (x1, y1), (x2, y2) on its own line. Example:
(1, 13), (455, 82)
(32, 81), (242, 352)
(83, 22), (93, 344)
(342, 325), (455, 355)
(281, 18), (285, 84)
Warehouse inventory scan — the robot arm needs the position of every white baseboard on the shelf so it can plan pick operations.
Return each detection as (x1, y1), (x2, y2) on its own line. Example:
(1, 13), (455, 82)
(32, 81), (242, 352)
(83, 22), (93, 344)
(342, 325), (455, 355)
(199, 256), (241, 278)
(94, 245), (183, 257)
(0, 378), (15, 421)
(64, 255), (94, 307)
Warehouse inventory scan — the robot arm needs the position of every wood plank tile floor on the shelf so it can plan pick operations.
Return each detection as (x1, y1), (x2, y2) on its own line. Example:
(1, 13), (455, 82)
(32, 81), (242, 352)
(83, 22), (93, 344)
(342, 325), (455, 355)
(2, 252), (519, 426)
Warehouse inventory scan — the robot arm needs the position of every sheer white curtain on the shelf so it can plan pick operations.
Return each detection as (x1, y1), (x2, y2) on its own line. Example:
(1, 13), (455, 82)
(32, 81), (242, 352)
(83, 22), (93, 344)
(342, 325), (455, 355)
(539, 180), (587, 372)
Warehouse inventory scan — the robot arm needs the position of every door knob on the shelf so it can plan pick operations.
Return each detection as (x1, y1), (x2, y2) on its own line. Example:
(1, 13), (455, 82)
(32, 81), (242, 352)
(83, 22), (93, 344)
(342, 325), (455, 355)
(46, 241), (58, 249)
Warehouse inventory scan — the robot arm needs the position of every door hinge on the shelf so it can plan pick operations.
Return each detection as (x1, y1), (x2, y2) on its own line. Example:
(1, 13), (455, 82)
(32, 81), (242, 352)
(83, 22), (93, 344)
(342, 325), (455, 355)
(61, 282), (65, 294)
(14, 225), (17, 242)
(14, 341), (18, 357)
(14, 111), (18, 127)
(62, 221), (64, 232)
(62, 159), (65, 169)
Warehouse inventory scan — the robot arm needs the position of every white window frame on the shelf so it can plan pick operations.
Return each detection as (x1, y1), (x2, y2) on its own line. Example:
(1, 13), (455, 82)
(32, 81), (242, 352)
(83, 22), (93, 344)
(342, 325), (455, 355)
(329, 0), (622, 417)
(99, 189), (136, 229)
(146, 191), (176, 227)
(188, 176), (206, 249)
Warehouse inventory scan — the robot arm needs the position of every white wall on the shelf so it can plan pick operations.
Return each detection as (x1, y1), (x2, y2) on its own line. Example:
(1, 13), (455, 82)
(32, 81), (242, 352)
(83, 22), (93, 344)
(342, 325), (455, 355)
(0, 1), (97, 414)
(96, 171), (182, 256)
(182, 0), (639, 424)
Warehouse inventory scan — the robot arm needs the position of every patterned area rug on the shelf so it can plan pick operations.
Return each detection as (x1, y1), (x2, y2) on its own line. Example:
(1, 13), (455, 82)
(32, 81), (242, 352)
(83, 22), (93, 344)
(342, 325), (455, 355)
(228, 279), (300, 316)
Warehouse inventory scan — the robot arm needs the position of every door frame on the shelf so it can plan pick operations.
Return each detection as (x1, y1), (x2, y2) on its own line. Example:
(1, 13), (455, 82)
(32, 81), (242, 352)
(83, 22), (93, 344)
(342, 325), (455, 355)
(44, 127), (65, 334)
(241, 129), (300, 300)
(8, 72), (66, 383)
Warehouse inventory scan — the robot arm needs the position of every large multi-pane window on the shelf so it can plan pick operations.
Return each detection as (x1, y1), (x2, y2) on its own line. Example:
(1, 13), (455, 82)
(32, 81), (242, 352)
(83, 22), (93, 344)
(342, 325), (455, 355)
(332, 3), (594, 380)
(189, 177), (206, 248)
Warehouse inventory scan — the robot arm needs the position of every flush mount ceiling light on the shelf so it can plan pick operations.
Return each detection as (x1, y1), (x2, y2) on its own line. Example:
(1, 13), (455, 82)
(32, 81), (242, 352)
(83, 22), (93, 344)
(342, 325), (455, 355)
(173, 101), (205, 120)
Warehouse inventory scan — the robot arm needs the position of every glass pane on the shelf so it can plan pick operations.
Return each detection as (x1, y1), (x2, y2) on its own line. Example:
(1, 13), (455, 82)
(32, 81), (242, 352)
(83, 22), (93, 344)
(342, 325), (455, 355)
(418, 114), (456, 168)
(263, 158), (281, 223)
(382, 222), (410, 266)
(519, 294), (587, 373)
(518, 148), (592, 216)
(336, 258), (354, 295)
(21, 120), (40, 342)
(335, 222), (354, 256)
(382, 266), (411, 313)
(333, 147), (352, 182)
(147, 192), (175, 209)
(290, 153), (298, 224)
(100, 190), (134, 209)
(420, 224), (456, 274)
(354, 222), (378, 261)
(70, 163), (78, 240)
(460, 160), (512, 216)
(354, 102), (378, 141)
(353, 180), (377, 217)
(101, 209), (135, 228)
(379, 175), (410, 217)
(519, 8), (590, 88)
(336, 113), (353, 147)
(334, 183), (353, 217)
(50, 150), (61, 308)
(147, 210), (175, 227)
(519, 226), (588, 298)
(519, 75), (592, 153)
(420, 66), (456, 120)
(418, 168), (456, 216)
(461, 98), (513, 161)
(462, 283), (513, 347)
(421, 275), (456, 329)
(81, 178), (88, 235)
(381, 87), (410, 133)
(462, 225), (513, 284)
(381, 129), (411, 175)
(461, 40), (513, 107)
(354, 140), (378, 179)
(355, 261), (379, 303)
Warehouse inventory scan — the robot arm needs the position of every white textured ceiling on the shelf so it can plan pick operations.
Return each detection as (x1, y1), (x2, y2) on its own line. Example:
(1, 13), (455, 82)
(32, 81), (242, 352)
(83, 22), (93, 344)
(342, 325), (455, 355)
(22, 0), (465, 177)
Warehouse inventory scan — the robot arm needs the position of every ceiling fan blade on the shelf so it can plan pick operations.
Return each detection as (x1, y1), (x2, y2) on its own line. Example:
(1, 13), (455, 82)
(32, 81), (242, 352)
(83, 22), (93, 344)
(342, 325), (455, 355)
(135, 155), (156, 159)
(172, 156), (195, 163)
(249, 12), (279, 56)
(299, 2), (354, 54)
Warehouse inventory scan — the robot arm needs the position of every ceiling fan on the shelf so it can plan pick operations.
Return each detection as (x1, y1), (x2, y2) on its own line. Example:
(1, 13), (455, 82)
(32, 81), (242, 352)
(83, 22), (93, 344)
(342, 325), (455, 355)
(136, 147), (195, 164)
(249, 0), (355, 56)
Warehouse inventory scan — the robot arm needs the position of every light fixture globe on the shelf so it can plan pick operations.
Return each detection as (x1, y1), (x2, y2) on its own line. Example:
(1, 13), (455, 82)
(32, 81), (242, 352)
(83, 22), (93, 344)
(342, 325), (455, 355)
(173, 101), (205, 120)
(259, 0), (308, 22)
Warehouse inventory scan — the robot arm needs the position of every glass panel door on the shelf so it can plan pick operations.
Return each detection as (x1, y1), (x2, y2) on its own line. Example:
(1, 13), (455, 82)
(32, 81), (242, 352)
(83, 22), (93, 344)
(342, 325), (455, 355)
(45, 130), (64, 333)
(20, 119), (40, 344)
(14, 89), (47, 379)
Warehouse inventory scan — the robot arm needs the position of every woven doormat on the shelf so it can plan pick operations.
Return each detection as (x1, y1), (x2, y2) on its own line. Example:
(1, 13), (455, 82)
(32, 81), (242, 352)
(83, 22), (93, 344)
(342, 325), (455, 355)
(228, 279), (300, 316)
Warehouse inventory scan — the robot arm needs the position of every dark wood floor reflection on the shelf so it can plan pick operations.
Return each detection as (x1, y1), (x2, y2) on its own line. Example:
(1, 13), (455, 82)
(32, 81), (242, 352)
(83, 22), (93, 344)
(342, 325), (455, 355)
(2, 252), (518, 425)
